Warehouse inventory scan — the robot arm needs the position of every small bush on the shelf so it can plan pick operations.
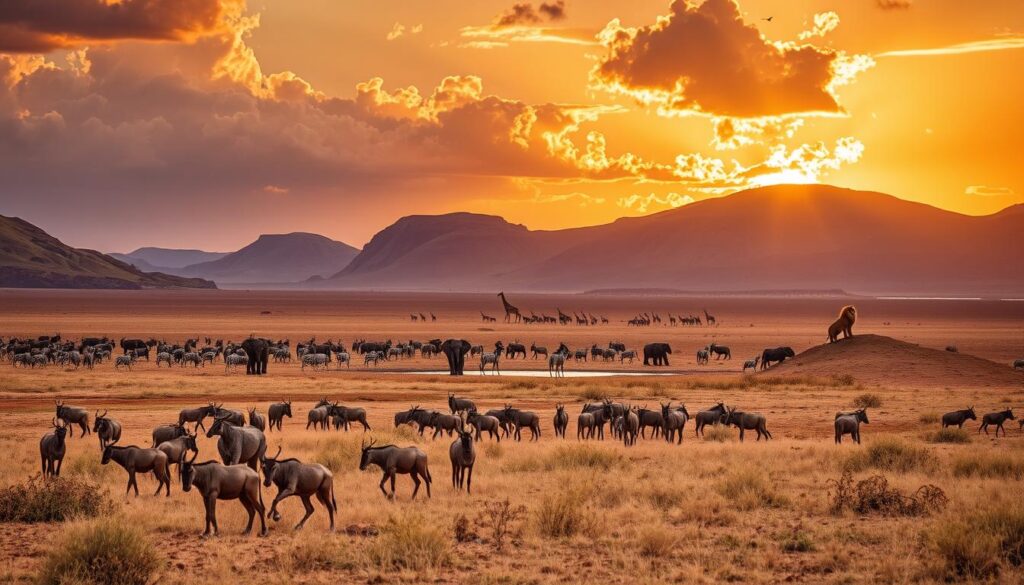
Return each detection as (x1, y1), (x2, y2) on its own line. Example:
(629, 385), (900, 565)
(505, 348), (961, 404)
(925, 428), (971, 444)
(780, 530), (816, 553)
(952, 453), (1024, 480)
(0, 476), (107, 523)
(702, 424), (733, 443)
(316, 438), (362, 473)
(535, 486), (597, 538)
(918, 412), (940, 424)
(64, 454), (114, 479)
(717, 468), (785, 510)
(366, 513), (451, 571)
(853, 393), (882, 408)
(926, 504), (1024, 579)
(636, 524), (677, 558)
(828, 471), (947, 517)
(578, 386), (608, 401)
(479, 498), (526, 551)
(37, 517), (160, 585)
(843, 437), (934, 473)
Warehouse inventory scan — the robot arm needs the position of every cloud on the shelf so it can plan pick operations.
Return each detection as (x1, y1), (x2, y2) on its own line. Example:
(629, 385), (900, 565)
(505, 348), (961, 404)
(534, 192), (606, 207)
(876, 0), (911, 10)
(617, 192), (694, 213)
(386, 22), (422, 41)
(965, 185), (1016, 197)
(799, 12), (840, 40)
(877, 36), (1024, 58)
(459, 25), (597, 48)
(589, 0), (872, 118)
(494, 1), (566, 27)
(0, 0), (241, 52)
(263, 184), (289, 195)
(712, 117), (804, 150)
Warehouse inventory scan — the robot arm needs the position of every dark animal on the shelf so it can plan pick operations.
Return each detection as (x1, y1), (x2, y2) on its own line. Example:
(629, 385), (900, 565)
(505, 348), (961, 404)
(55, 400), (90, 438)
(724, 407), (772, 441)
(179, 452), (267, 537)
(708, 343), (731, 360)
(359, 440), (432, 500)
(835, 409), (869, 444)
(503, 405), (541, 441)
(40, 419), (69, 477)
(329, 404), (371, 432)
(179, 402), (219, 432)
(93, 410), (122, 448)
(448, 393), (476, 414)
(262, 447), (337, 531)
(643, 342), (672, 366)
(440, 339), (472, 376)
(448, 430), (476, 494)
(268, 401), (292, 431)
(941, 407), (976, 429)
(662, 403), (689, 444)
(467, 411), (502, 442)
(101, 444), (172, 497)
(152, 423), (188, 447)
(979, 409), (1015, 437)
(247, 407), (266, 432)
(760, 347), (795, 369)
(553, 404), (568, 439)
(207, 414), (267, 470)
(694, 402), (727, 437)
(241, 336), (270, 375)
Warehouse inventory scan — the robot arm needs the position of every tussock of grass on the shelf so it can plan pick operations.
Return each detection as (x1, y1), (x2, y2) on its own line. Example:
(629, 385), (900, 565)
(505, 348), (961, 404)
(780, 530), (816, 553)
(636, 524), (677, 558)
(828, 471), (947, 517)
(38, 517), (160, 585)
(65, 453), (115, 479)
(366, 512), (451, 571)
(286, 534), (355, 572)
(924, 428), (971, 444)
(0, 476), (107, 523)
(535, 485), (599, 538)
(952, 453), (1024, 480)
(640, 484), (686, 512)
(702, 425), (734, 443)
(509, 444), (622, 473)
(578, 386), (608, 401)
(504, 380), (538, 390)
(926, 503), (1024, 580)
(853, 393), (882, 408)
(918, 412), (940, 424)
(716, 468), (785, 510)
(842, 437), (934, 473)
(316, 436), (362, 473)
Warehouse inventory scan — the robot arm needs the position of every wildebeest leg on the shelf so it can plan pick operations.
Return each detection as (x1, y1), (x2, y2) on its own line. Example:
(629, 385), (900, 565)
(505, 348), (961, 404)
(997, 423), (1005, 437)
(315, 488), (335, 531)
(240, 496), (257, 535)
(203, 494), (218, 536)
(451, 464), (458, 489)
(465, 465), (473, 494)
(738, 428), (745, 442)
(270, 486), (295, 521)
(411, 473), (421, 500)
(295, 496), (315, 530)
(980, 423), (988, 435)
(378, 472), (391, 499)
(360, 419), (371, 431)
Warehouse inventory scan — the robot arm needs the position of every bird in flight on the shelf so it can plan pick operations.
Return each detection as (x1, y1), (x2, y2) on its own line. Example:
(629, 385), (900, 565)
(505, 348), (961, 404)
(762, 16), (773, 22)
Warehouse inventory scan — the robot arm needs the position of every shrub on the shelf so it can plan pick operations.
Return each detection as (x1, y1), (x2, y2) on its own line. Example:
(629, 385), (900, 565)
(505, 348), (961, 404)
(828, 471), (947, 517)
(780, 530), (815, 553)
(716, 468), (785, 510)
(504, 380), (538, 390)
(535, 486), (597, 538)
(0, 476), (107, 523)
(924, 428), (971, 444)
(316, 437), (361, 473)
(479, 498), (526, 551)
(578, 386), (608, 401)
(37, 517), (160, 585)
(853, 393), (882, 408)
(842, 437), (934, 473)
(926, 504), (1024, 579)
(952, 453), (1024, 480)
(366, 513), (451, 571)
(636, 524), (677, 558)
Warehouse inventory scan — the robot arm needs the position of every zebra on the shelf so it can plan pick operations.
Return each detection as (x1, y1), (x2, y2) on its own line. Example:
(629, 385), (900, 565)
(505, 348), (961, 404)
(619, 350), (637, 363)
(202, 351), (217, 366)
(480, 350), (501, 375)
(335, 352), (351, 368)
(114, 354), (135, 370)
(302, 353), (328, 370)
(742, 357), (759, 372)
(181, 352), (203, 367)
(363, 351), (383, 366)
(225, 353), (248, 372)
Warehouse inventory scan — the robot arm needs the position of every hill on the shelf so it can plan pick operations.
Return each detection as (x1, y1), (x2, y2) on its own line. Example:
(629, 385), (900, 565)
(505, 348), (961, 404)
(180, 232), (359, 284)
(0, 215), (216, 289)
(321, 184), (1023, 294)
(110, 247), (227, 273)
(762, 334), (1024, 388)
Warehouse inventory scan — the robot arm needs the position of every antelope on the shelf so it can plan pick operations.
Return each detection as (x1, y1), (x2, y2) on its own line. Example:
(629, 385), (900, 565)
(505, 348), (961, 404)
(941, 407), (976, 429)
(179, 402), (219, 432)
(328, 404), (371, 432)
(267, 401), (292, 432)
(55, 400), (90, 438)
(152, 422), (188, 447)
(619, 350), (637, 363)
(102, 444), (172, 497)
(662, 403), (689, 444)
(467, 410), (501, 442)
(93, 410), (122, 449)
(156, 433), (198, 481)
(621, 406), (640, 447)
(979, 409), (1015, 437)
(179, 452), (267, 537)
(248, 407), (266, 432)
(449, 430), (476, 494)
(262, 447), (337, 531)
(428, 411), (463, 440)
(577, 412), (597, 440)
(724, 407), (772, 442)
(553, 404), (569, 438)
(207, 414), (267, 471)
(708, 343), (731, 360)
(307, 402), (331, 431)
(694, 402), (727, 437)
(40, 418), (69, 477)
(531, 343), (548, 359)
(448, 393), (476, 414)
(218, 408), (246, 427)
(636, 406), (664, 439)
(502, 404), (541, 442)
(359, 440), (432, 500)
(835, 409), (869, 444)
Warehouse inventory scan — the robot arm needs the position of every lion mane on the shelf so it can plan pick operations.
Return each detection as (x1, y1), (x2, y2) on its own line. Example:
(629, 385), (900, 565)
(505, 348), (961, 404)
(827, 305), (857, 343)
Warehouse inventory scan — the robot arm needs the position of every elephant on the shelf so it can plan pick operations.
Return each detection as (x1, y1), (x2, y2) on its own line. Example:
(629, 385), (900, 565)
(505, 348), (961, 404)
(440, 339), (472, 376)
(643, 343), (672, 366)
(241, 337), (270, 376)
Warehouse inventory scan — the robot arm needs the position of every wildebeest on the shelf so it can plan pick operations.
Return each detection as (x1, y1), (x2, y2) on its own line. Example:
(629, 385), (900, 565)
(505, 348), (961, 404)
(152, 422), (188, 447)
(941, 407), (977, 429)
(621, 406), (640, 446)
(218, 408), (246, 427)
(530, 343), (548, 360)
(55, 400), (90, 438)
(1013, 359), (1024, 370)
(268, 401), (292, 431)
(694, 402), (727, 437)
(102, 444), (172, 497)
(503, 405), (541, 442)
(835, 409), (869, 444)
(247, 407), (266, 432)
(262, 447), (337, 531)
(979, 409), (1015, 437)
(207, 414), (267, 470)
(307, 402), (331, 431)
(329, 404), (371, 432)
(619, 350), (637, 363)
(156, 433), (198, 481)
(505, 342), (527, 359)
(93, 410), (122, 449)
(828, 305), (857, 343)
(742, 357), (759, 372)
(662, 403), (689, 444)
(40, 419), (69, 477)
(696, 348), (709, 365)
(724, 407), (772, 442)
(707, 343), (731, 360)
(179, 452), (267, 537)
(427, 412), (463, 439)
(467, 411), (502, 442)
(359, 440), (432, 500)
(636, 406), (664, 439)
(760, 347), (795, 369)
(448, 393), (476, 414)
(179, 402), (219, 432)
(553, 404), (568, 439)
(449, 430), (476, 494)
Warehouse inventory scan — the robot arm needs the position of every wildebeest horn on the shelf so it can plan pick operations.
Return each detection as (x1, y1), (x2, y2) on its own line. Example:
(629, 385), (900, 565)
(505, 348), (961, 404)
(51, 417), (58, 428)
(272, 446), (282, 460)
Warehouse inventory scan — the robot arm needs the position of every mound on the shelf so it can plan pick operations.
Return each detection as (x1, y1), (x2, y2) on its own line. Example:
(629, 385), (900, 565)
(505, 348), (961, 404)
(763, 334), (1024, 388)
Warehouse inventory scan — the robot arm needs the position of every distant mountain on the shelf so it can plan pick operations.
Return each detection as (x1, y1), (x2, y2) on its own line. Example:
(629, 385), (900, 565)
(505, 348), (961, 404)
(110, 247), (227, 272)
(0, 215), (216, 289)
(321, 184), (1023, 295)
(180, 232), (360, 284)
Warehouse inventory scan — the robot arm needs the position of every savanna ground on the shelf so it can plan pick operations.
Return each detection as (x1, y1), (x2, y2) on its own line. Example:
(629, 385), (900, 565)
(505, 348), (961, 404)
(1, 289), (1024, 584)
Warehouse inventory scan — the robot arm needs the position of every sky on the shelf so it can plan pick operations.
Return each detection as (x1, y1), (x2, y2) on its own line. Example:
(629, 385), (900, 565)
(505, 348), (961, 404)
(0, 0), (1021, 252)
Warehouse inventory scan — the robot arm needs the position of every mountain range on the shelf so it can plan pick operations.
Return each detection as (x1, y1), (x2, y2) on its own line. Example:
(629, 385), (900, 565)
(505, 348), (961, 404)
(0, 215), (215, 289)
(4, 184), (1021, 293)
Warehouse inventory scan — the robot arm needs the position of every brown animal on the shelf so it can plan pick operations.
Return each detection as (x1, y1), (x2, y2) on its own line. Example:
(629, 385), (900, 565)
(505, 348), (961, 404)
(262, 447), (337, 531)
(180, 452), (267, 537)
(359, 440), (432, 500)
(827, 305), (857, 343)
(39, 419), (69, 477)
(448, 430), (476, 494)
(101, 444), (172, 497)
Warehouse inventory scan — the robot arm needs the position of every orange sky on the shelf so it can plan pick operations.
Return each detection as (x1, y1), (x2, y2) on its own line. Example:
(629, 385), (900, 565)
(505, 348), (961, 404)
(0, 0), (1021, 250)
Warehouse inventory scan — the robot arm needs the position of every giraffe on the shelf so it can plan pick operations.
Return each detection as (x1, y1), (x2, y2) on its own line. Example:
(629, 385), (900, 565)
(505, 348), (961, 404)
(703, 309), (716, 326)
(497, 292), (522, 323)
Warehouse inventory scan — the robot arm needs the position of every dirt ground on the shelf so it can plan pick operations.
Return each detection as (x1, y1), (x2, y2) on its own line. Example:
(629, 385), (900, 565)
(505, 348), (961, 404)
(1, 289), (1023, 584)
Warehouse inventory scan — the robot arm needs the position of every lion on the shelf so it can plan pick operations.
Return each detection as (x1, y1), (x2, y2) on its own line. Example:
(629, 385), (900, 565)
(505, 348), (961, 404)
(827, 305), (857, 343)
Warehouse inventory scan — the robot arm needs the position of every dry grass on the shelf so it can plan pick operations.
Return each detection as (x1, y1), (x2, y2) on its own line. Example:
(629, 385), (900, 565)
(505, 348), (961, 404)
(365, 511), (451, 571)
(842, 437), (935, 473)
(0, 476), (107, 523)
(925, 501), (1024, 580)
(924, 427), (972, 444)
(37, 516), (161, 585)
(952, 452), (1024, 480)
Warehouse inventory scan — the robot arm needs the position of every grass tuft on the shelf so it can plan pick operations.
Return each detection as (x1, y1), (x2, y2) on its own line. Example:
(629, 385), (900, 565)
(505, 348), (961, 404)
(702, 425), (734, 442)
(843, 437), (934, 473)
(924, 428), (971, 444)
(926, 503), (1024, 580)
(952, 453), (1024, 480)
(853, 393), (882, 408)
(366, 512), (451, 571)
(37, 517), (160, 585)
(535, 485), (598, 538)
(717, 468), (785, 510)
(0, 476), (107, 523)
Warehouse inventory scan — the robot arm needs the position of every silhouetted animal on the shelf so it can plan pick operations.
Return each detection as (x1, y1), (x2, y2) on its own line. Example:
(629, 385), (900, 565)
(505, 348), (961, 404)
(941, 407), (976, 429)
(828, 305), (857, 343)
(724, 407), (772, 442)
(979, 409), (1015, 437)
(262, 447), (336, 531)
(449, 431), (476, 494)
(179, 453), (267, 537)
(760, 347), (794, 369)
(643, 343), (672, 366)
